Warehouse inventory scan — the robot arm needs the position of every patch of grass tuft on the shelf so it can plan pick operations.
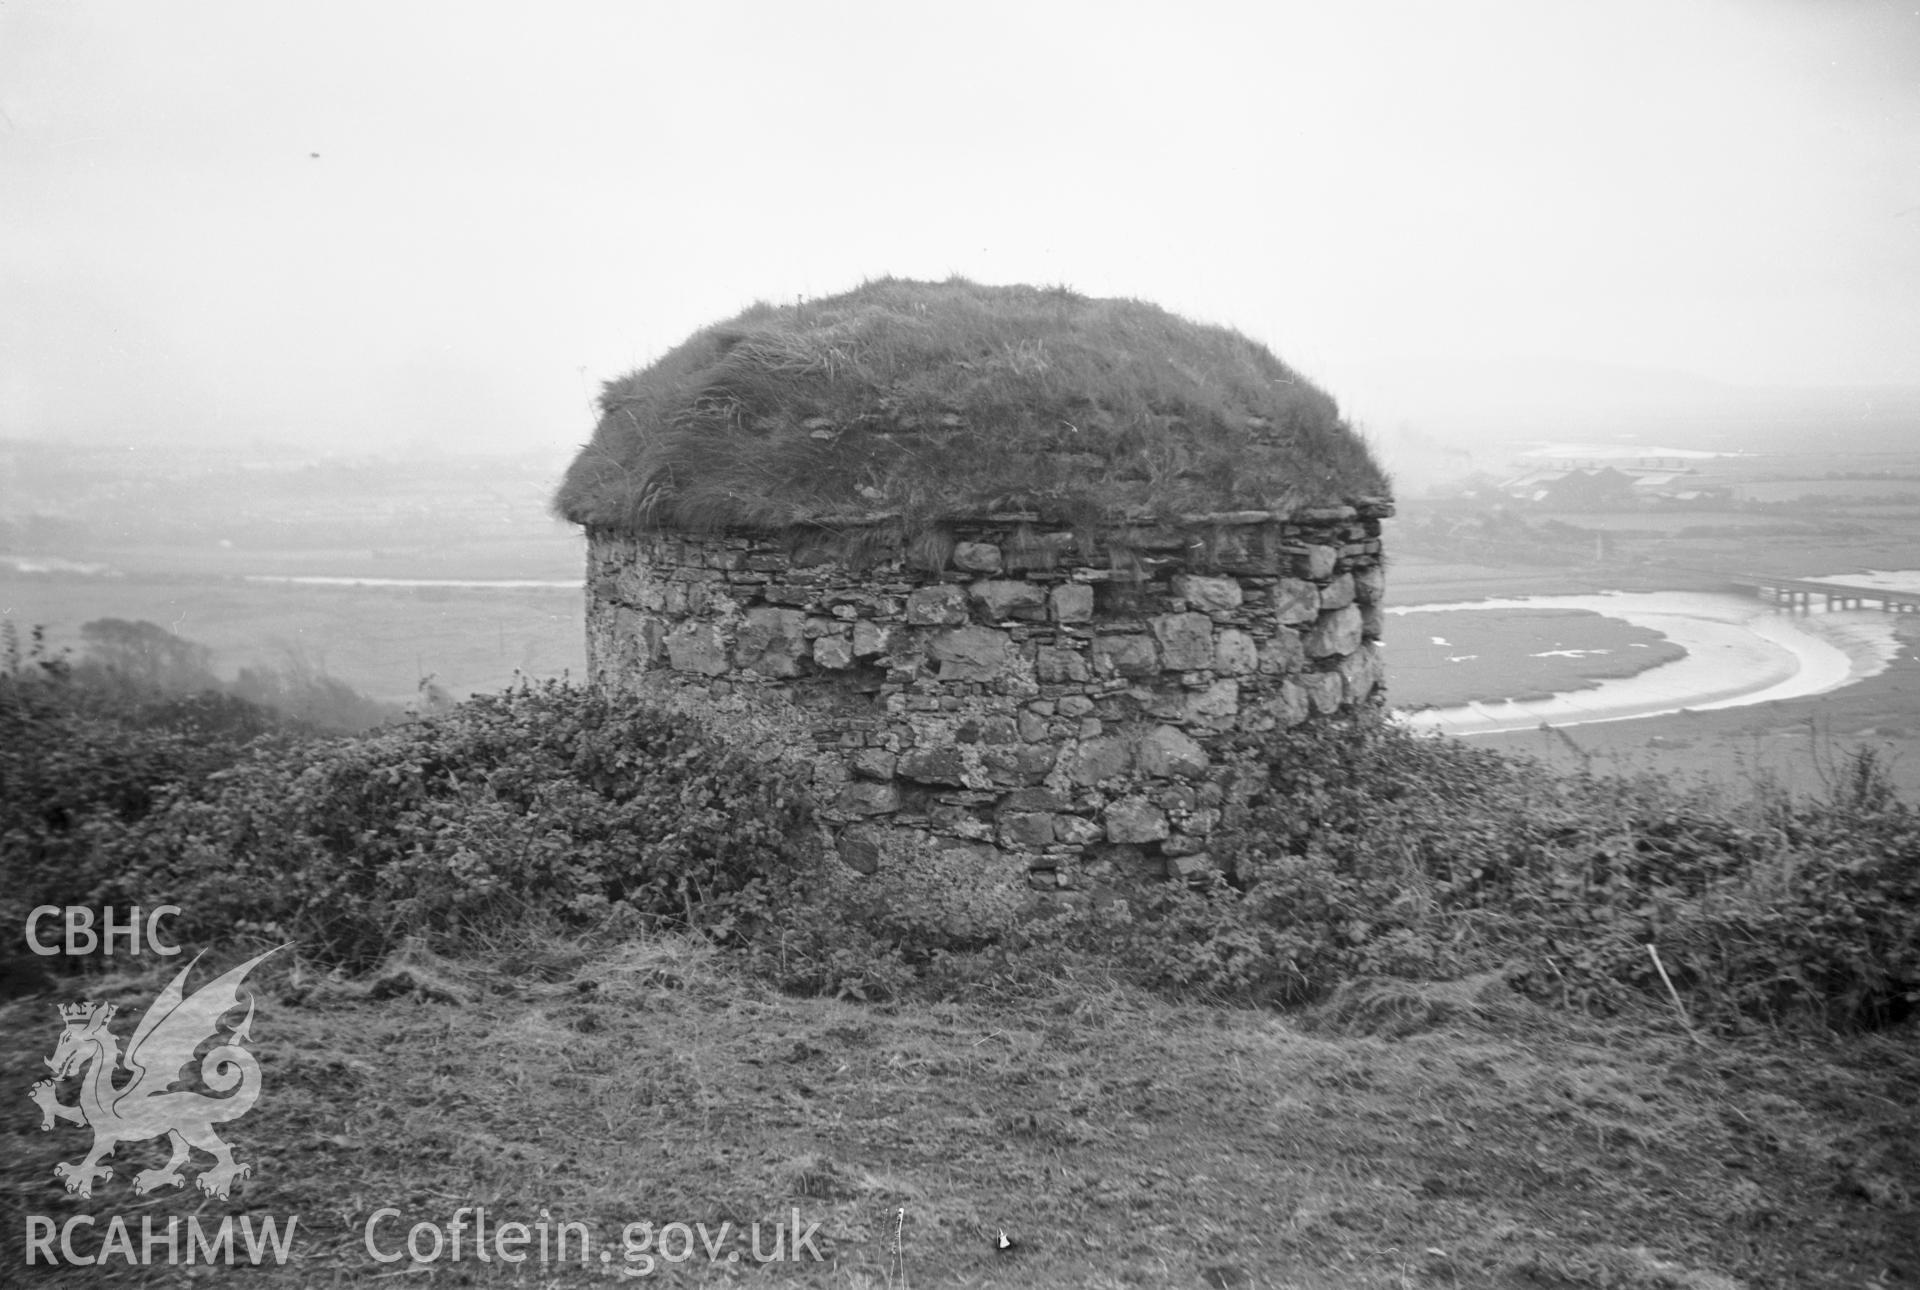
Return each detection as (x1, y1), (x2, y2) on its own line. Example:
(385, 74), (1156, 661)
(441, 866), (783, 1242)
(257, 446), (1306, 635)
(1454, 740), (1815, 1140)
(553, 277), (1389, 537)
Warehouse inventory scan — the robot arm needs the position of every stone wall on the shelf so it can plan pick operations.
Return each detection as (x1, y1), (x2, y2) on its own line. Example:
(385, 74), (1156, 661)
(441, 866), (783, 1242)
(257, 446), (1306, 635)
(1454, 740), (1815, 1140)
(584, 502), (1391, 893)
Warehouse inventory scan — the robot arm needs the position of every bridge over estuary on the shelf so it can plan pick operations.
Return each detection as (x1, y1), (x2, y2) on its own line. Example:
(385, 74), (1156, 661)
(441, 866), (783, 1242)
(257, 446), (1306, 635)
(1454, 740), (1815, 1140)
(1730, 574), (1920, 613)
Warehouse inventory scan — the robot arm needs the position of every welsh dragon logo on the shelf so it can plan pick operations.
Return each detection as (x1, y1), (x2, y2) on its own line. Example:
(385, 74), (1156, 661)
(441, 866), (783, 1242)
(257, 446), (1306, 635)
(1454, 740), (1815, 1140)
(30, 947), (283, 1199)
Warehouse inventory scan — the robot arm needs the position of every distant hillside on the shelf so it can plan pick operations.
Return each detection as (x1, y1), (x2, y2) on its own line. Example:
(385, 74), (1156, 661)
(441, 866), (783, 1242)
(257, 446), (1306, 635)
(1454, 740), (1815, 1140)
(1327, 355), (1920, 454)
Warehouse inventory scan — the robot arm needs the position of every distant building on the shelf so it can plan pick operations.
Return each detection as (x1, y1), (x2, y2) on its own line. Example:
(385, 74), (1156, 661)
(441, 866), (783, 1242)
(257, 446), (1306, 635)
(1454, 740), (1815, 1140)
(1498, 461), (1731, 509)
(1496, 466), (1636, 510)
(1625, 469), (1732, 505)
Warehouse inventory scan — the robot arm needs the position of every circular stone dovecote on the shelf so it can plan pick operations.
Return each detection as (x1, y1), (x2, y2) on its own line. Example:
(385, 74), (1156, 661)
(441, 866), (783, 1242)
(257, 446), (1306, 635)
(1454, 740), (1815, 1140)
(555, 278), (1393, 893)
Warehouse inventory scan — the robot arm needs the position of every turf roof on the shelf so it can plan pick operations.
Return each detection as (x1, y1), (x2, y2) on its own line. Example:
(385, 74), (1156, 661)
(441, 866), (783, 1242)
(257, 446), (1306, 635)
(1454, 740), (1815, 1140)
(553, 277), (1388, 535)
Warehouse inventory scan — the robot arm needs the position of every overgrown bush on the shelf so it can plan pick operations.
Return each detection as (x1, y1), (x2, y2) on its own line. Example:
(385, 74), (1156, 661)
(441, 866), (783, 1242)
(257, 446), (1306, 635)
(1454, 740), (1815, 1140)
(2, 625), (295, 926)
(741, 832), (1030, 1002)
(91, 680), (826, 966)
(1088, 712), (1919, 1031)
(8, 612), (1914, 1032)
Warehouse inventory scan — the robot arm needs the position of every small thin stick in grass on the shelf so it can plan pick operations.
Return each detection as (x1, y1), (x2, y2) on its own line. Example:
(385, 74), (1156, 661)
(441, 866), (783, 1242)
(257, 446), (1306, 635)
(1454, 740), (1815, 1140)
(1646, 943), (1706, 1047)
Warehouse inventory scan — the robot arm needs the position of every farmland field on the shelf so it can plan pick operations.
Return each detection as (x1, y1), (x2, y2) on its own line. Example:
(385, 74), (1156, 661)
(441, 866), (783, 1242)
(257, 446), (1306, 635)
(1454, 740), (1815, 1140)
(1, 570), (585, 703)
(1, 441), (589, 702)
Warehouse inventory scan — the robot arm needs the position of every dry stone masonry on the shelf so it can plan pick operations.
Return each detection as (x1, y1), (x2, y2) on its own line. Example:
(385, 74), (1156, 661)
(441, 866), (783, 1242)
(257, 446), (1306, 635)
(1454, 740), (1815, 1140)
(586, 501), (1392, 891)
(556, 279), (1395, 902)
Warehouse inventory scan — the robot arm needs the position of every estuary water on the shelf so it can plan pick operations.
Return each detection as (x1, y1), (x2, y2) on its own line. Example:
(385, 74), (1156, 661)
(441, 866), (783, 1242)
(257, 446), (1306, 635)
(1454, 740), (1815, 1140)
(1391, 589), (1904, 736)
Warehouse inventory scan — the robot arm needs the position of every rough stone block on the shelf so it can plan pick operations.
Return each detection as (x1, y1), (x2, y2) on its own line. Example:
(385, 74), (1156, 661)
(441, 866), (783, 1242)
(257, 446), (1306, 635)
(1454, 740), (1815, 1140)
(1002, 530), (1077, 570)
(1169, 852), (1216, 879)
(852, 620), (895, 657)
(1150, 612), (1215, 671)
(1151, 782), (1196, 813)
(1354, 564), (1387, 606)
(939, 811), (998, 842)
(1173, 574), (1243, 614)
(928, 626), (1011, 680)
(999, 787), (1069, 813)
(1066, 734), (1134, 785)
(1362, 604), (1385, 642)
(1339, 642), (1385, 704)
(1050, 583), (1095, 623)
(735, 605), (808, 676)
(609, 565), (665, 612)
(980, 746), (1022, 784)
(1305, 605), (1364, 658)
(1317, 572), (1356, 611)
(1272, 578), (1320, 626)
(1301, 671), (1344, 714)
(812, 634), (853, 669)
(1137, 724), (1209, 778)
(1053, 814), (1105, 846)
(1015, 744), (1058, 782)
(1139, 689), (1187, 721)
(998, 812), (1056, 848)
(1162, 831), (1205, 858)
(1095, 842), (1165, 881)
(1213, 628), (1257, 675)
(906, 584), (969, 626)
(1093, 633), (1158, 677)
(1297, 545), (1339, 580)
(978, 716), (1018, 744)
(953, 541), (1003, 573)
(604, 604), (666, 663)
(1274, 679), (1310, 728)
(837, 831), (881, 874)
(1258, 629), (1306, 675)
(899, 746), (967, 785)
(834, 782), (901, 815)
(1036, 646), (1091, 684)
(850, 748), (898, 781)
(1186, 679), (1240, 728)
(1105, 796), (1170, 843)
(665, 622), (731, 676)
(970, 579), (1047, 620)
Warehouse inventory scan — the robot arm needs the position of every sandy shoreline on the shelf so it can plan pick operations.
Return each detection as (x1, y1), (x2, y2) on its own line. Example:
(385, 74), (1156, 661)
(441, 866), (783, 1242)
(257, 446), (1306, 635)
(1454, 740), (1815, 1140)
(1463, 619), (1920, 799)
(1392, 593), (1902, 735)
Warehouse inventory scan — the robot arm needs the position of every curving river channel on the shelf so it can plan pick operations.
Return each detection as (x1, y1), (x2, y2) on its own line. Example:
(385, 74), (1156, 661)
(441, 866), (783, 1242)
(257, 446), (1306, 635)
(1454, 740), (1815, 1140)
(1390, 588), (1906, 736)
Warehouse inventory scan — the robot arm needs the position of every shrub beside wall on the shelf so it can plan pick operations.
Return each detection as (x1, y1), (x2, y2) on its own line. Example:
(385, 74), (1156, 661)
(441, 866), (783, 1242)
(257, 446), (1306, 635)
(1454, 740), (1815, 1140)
(10, 681), (823, 968)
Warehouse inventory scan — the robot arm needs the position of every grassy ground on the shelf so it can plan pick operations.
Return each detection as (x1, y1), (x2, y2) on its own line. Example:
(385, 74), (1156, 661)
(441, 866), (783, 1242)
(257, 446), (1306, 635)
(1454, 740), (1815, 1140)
(1388, 609), (1685, 708)
(4, 938), (1915, 1288)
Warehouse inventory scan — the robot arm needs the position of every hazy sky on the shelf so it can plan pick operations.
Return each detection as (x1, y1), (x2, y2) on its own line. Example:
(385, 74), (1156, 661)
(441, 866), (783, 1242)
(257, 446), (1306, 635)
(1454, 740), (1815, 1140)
(4, 0), (1917, 456)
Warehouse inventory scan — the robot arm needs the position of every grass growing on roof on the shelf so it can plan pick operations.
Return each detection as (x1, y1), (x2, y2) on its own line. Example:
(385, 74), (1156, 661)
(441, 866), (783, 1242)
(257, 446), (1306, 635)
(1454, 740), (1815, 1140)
(553, 277), (1389, 535)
